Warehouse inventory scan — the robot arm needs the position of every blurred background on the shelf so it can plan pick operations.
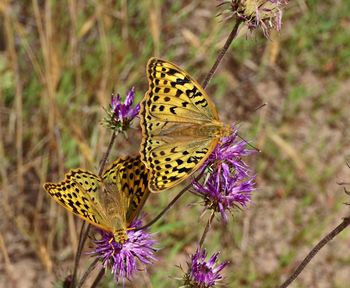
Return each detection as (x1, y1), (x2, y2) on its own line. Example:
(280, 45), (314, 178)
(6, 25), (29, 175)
(1, 0), (350, 287)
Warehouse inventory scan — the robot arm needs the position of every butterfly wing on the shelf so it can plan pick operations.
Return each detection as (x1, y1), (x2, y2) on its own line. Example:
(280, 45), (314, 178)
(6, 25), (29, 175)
(43, 170), (113, 232)
(102, 155), (150, 225)
(140, 57), (221, 192)
(147, 137), (218, 192)
(144, 58), (219, 121)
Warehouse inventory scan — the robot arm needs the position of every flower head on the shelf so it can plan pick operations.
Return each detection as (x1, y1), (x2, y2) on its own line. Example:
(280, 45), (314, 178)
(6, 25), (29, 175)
(218, 0), (288, 37)
(183, 248), (228, 288)
(89, 219), (157, 282)
(104, 87), (140, 132)
(192, 125), (256, 220)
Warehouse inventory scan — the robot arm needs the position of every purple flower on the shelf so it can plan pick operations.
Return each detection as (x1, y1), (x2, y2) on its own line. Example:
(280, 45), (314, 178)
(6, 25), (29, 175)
(218, 0), (288, 37)
(89, 219), (157, 282)
(192, 125), (256, 220)
(104, 87), (140, 132)
(183, 248), (228, 288)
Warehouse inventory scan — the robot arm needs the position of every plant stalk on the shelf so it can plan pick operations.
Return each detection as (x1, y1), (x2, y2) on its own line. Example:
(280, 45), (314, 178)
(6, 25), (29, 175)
(199, 211), (215, 248)
(202, 19), (242, 89)
(279, 217), (350, 288)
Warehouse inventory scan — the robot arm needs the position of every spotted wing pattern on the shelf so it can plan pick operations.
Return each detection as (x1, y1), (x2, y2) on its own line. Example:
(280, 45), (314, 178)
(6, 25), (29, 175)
(43, 169), (108, 230)
(140, 57), (225, 192)
(102, 155), (150, 224)
(43, 155), (150, 233)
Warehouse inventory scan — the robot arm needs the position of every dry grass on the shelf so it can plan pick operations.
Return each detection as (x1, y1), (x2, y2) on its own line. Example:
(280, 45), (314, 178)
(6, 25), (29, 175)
(1, 0), (350, 287)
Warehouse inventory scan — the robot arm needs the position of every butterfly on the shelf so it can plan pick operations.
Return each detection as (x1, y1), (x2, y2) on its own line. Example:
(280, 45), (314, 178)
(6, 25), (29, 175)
(140, 58), (232, 192)
(43, 156), (150, 243)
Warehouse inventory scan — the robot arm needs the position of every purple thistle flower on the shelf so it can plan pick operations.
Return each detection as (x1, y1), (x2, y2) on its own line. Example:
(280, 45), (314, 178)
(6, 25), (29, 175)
(217, 0), (288, 37)
(104, 86), (140, 132)
(183, 248), (228, 288)
(192, 125), (256, 220)
(89, 219), (157, 282)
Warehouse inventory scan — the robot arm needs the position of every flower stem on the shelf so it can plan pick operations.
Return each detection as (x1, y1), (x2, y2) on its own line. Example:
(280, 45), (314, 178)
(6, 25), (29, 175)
(70, 222), (88, 288)
(279, 217), (350, 288)
(137, 172), (204, 231)
(98, 131), (118, 176)
(71, 131), (118, 287)
(76, 258), (99, 288)
(90, 268), (105, 288)
(202, 19), (242, 90)
(199, 211), (215, 248)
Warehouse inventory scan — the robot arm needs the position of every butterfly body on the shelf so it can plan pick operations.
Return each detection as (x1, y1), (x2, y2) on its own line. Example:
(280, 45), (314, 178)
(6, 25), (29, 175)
(44, 156), (149, 243)
(140, 58), (232, 192)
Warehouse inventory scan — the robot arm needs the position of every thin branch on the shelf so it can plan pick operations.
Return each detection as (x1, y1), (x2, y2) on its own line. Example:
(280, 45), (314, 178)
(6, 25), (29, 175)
(76, 258), (100, 288)
(279, 217), (350, 288)
(70, 222), (87, 288)
(136, 172), (204, 231)
(90, 268), (106, 288)
(199, 211), (215, 248)
(98, 131), (118, 176)
(202, 19), (242, 90)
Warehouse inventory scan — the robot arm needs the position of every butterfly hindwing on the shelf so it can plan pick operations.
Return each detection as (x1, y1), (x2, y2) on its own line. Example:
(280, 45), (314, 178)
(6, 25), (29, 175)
(103, 155), (150, 224)
(146, 138), (218, 191)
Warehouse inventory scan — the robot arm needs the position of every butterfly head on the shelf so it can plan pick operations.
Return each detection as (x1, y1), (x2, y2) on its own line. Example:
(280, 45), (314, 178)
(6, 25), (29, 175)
(113, 228), (128, 244)
(213, 121), (233, 138)
(222, 123), (234, 138)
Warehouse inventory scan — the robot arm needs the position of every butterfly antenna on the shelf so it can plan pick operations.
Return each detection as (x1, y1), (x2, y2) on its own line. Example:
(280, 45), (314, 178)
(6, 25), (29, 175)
(236, 133), (261, 152)
(233, 102), (267, 152)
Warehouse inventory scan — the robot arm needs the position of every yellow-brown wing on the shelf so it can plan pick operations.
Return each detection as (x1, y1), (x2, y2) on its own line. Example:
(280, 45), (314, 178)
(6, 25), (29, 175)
(43, 170), (113, 232)
(146, 137), (218, 192)
(102, 155), (150, 225)
(140, 57), (221, 192)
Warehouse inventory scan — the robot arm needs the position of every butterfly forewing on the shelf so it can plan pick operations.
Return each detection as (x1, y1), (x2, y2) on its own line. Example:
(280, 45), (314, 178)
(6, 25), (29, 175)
(43, 170), (112, 231)
(140, 57), (225, 192)
(146, 58), (219, 120)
